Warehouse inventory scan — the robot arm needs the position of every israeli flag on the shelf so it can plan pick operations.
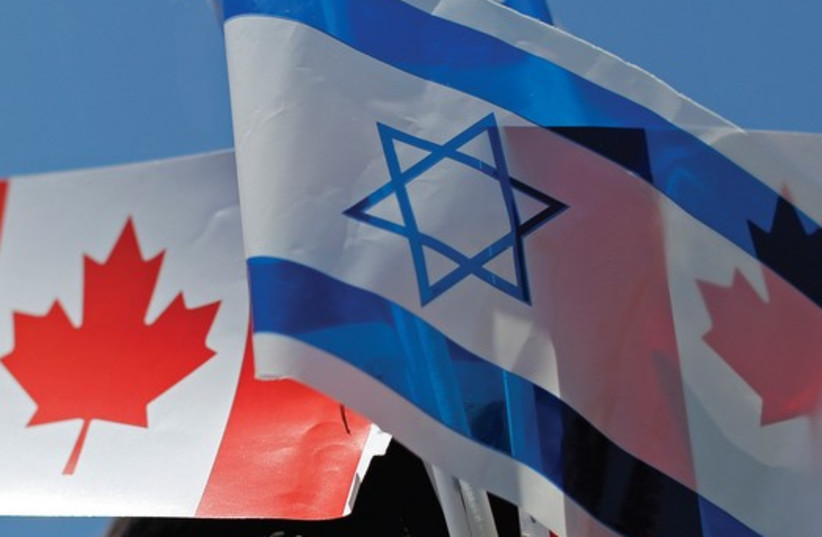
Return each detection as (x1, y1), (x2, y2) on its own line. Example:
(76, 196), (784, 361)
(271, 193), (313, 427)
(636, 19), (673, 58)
(224, 1), (822, 536)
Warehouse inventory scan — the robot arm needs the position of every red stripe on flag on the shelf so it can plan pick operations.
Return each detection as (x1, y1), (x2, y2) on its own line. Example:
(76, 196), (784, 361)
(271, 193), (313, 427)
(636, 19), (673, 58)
(196, 333), (372, 518)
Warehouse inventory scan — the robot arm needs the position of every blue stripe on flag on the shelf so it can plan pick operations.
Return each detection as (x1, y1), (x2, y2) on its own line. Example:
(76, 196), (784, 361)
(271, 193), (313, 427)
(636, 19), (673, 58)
(223, 0), (666, 128)
(224, 0), (822, 311)
(500, 0), (554, 24)
(249, 256), (763, 537)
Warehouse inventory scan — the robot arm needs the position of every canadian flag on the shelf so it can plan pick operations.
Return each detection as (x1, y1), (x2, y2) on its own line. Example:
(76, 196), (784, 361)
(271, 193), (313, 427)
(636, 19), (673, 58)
(0, 151), (383, 517)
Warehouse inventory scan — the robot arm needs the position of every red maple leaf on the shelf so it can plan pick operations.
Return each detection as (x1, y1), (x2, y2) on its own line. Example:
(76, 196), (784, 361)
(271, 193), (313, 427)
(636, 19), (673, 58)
(2, 220), (220, 474)
(699, 269), (822, 425)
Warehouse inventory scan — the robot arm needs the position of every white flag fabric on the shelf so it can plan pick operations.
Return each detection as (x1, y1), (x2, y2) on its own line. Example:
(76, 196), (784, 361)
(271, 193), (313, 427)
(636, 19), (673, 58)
(223, 1), (822, 536)
(0, 151), (383, 517)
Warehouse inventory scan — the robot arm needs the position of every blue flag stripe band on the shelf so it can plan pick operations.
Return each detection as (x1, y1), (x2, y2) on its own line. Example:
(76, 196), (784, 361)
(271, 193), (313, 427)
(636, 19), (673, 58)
(223, 0), (668, 128)
(500, 0), (554, 24)
(224, 0), (822, 310)
(249, 257), (762, 537)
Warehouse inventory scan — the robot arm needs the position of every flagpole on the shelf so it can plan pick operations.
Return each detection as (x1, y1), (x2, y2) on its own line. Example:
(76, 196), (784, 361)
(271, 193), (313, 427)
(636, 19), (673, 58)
(427, 463), (499, 537)
(457, 478), (500, 537)
(427, 464), (473, 537)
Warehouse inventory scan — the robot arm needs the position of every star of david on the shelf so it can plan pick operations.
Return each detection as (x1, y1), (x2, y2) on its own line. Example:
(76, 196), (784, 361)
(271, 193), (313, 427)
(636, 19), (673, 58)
(344, 114), (567, 306)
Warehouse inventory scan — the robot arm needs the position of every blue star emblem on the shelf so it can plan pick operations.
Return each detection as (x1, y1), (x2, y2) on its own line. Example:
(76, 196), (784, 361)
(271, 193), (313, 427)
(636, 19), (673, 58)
(344, 114), (567, 306)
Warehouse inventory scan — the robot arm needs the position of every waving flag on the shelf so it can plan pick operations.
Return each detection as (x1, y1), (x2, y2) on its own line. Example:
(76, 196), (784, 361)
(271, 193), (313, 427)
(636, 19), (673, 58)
(0, 152), (380, 518)
(223, 1), (822, 536)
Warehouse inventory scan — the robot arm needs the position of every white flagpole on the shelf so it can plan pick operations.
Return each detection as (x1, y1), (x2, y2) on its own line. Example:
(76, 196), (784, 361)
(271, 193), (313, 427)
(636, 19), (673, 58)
(457, 478), (500, 537)
(426, 463), (499, 537)
(428, 464), (473, 537)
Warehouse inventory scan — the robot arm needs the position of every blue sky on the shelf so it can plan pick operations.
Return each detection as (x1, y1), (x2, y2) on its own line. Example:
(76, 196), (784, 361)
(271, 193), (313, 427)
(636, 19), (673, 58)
(0, 1), (819, 535)
(549, 0), (822, 132)
(1, 0), (819, 179)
